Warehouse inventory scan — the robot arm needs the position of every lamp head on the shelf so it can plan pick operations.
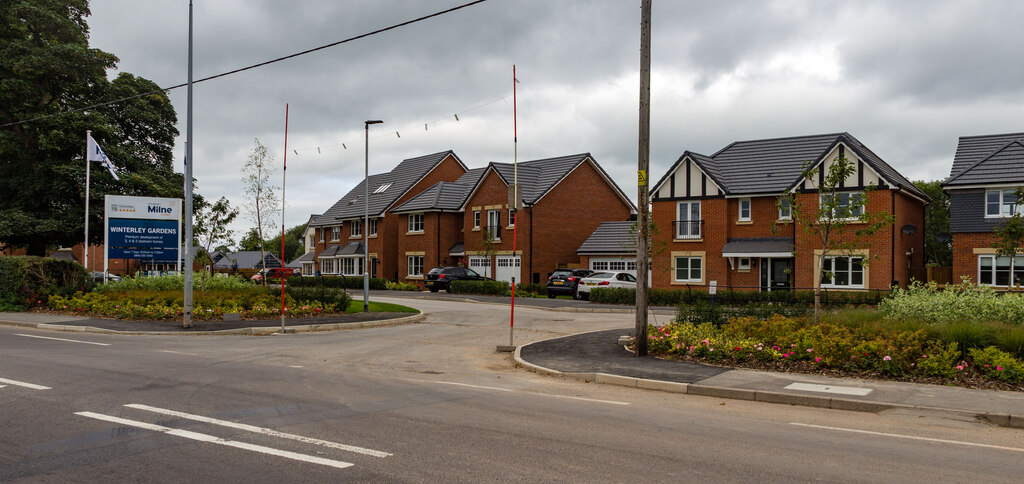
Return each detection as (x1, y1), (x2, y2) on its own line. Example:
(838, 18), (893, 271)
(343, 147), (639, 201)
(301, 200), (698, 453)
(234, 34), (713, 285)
(365, 120), (383, 125)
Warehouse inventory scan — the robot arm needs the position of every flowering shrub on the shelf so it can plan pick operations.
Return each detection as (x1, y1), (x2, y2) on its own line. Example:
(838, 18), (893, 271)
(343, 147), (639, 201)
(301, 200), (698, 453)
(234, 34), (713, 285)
(879, 279), (1024, 325)
(48, 289), (341, 321)
(385, 281), (420, 291)
(968, 347), (1024, 383)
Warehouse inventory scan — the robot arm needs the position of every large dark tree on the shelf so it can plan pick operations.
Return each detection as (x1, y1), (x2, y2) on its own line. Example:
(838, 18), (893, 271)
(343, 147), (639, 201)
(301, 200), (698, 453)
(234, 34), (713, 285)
(913, 180), (952, 267)
(0, 0), (182, 255)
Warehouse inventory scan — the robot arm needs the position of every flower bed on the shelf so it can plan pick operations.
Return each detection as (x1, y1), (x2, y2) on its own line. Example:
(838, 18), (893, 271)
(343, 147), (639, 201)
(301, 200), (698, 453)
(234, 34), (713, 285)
(649, 315), (1024, 390)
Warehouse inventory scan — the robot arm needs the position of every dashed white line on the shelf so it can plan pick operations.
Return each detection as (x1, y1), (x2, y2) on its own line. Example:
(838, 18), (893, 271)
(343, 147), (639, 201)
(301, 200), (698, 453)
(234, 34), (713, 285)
(16, 334), (110, 346)
(125, 404), (390, 458)
(433, 381), (513, 392)
(791, 422), (1024, 453)
(159, 350), (199, 356)
(0, 377), (51, 390)
(429, 381), (630, 405)
(75, 412), (354, 469)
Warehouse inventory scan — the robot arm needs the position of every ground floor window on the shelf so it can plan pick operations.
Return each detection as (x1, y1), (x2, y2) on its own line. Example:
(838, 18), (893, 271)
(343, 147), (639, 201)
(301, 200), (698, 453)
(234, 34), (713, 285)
(340, 257), (363, 276)
(978, 255), (1024, 286)
(674, 256), (702, 282)
(301, 262), (314, 276)
(408, 255), (424, 277)
(820, 256), (864, 288)
(320, 258), (337, 275)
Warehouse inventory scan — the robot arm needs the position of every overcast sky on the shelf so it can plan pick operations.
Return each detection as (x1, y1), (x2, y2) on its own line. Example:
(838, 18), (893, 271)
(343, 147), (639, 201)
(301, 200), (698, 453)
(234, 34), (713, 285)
(86, 0), (1024, 245)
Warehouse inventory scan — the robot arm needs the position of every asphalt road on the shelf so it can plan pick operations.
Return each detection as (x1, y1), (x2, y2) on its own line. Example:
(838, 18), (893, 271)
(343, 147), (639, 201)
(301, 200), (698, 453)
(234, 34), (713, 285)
(2, 297), (1024, 482)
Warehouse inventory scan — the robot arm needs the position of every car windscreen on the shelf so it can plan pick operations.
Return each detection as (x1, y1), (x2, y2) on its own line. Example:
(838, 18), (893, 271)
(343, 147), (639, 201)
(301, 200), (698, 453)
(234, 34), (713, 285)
(587, 272), (614, 279)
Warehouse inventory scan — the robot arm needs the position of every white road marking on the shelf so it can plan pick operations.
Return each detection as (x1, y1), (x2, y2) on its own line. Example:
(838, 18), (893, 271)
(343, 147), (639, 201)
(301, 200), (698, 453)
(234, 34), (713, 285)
(430, 381), (629, 405)
(791, 423), (1024, 453)
(125, 404), (390, 458)
(159, 350), (199, 356)
(433, 381), (513, 392)
(16, 334), (110, 346)
(527, 393), (631, 406)
(784, 382), (872, 396)
(75, 412), (354, 469)
(288, 365), (304, 368)
(0, 377), (51, 390)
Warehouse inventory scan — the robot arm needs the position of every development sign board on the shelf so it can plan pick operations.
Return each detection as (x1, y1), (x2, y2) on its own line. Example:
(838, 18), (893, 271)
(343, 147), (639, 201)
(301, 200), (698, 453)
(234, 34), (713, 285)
(104, 195), (182, 270)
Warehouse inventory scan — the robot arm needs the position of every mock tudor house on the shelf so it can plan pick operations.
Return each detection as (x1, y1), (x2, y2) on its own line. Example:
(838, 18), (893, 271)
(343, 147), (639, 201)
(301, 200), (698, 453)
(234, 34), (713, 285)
(943, 132), (1024, 286)
(309, 151), (468, 281)
(391, 153), (636, 285)
(650, 133), (928, 292)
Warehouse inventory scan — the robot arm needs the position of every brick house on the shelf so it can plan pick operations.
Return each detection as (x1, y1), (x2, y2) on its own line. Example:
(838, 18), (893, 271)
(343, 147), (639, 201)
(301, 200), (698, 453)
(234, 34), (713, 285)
(308, 151), (468, 281)
(392, 153), (636, 285)
(650, 133), (928, 292)
(943, 132), (1024, 286)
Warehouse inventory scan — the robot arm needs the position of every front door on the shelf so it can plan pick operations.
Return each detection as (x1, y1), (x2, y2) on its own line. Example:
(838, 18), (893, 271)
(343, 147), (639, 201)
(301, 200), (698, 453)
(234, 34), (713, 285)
(771, 259), (792, 290)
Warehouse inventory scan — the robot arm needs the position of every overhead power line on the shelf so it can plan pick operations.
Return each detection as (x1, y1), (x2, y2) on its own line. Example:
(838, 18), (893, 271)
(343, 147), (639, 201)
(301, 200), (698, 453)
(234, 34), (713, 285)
(0, 0), (489, 129)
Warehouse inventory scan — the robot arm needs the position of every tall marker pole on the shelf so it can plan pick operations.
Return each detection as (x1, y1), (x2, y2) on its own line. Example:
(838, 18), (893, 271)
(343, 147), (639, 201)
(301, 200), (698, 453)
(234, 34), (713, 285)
(509, 65), (518, 349)
(635, 0), (652, 356)
(84, 130), (91, 272)
(183, 0), (195, 328)
(280, 104), (289, 332)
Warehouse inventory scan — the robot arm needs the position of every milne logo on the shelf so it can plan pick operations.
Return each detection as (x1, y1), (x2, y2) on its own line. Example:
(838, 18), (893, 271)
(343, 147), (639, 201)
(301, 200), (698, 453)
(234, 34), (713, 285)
(148, 204), (173, 214)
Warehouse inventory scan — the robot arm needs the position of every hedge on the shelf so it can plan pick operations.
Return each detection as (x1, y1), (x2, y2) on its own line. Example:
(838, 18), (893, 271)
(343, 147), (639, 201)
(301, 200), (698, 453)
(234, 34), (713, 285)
(449, 279), (510, 296)
(284, 286), (352, 308)
(0, 256), (90, 310)
(589, 287), (889, 307)
(286, 275), (388, 290)
(515, 283), (546, 296)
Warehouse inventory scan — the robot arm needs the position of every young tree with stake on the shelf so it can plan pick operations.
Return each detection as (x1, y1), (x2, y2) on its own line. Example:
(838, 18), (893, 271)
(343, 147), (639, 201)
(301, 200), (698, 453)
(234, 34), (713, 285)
(241, 138), (280, 285)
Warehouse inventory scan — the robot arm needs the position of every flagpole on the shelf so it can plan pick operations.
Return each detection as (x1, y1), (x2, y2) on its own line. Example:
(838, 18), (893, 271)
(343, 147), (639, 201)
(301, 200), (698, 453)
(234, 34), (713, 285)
(182, 0), (195, 328)
(510, 65), (517, 349)
(280, 103), (289, 333)
(84, 130), (91, 272)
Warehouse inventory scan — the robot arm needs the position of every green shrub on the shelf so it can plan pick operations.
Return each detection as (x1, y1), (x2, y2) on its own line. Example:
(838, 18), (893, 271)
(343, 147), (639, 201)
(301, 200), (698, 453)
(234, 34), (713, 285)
(994, 326), (1024, 359)
(516, 283), (546, 296)
(0, 256), (90, 309)
(48, 289), (341, 321)
(287, 276), (388, 290)
(94, 273), (253, 293)
(449, 279), (510, 296)
(968, 347), (1024, 383)
(385, 280), (419, 291)
(916, 341), (960, 379)
(285, 286), (352, 308)
(937, 321), (996, 357)
(589, 287), (635, 305)
(880, 279), (1024, 325)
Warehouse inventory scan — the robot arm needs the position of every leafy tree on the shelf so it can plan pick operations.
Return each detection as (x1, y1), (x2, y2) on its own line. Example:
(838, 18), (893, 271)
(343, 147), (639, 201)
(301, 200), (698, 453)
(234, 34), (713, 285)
(993, 187), (1024, 287)
(193, 196), (238, 292)
(0, 1), (183, 255)
(241, 138), (280, 285)
(913, 180), (951, 266)
(777, 155), (894, 322)
(238, 228), (261, 252)
(265, 224), (306, 262)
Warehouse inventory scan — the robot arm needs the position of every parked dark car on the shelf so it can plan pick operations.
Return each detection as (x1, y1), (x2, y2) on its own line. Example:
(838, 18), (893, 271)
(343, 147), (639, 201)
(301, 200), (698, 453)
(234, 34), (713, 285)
(424, 266), (486, 292)
(251, 267), (300, 282)
(545, 268), (594, 298)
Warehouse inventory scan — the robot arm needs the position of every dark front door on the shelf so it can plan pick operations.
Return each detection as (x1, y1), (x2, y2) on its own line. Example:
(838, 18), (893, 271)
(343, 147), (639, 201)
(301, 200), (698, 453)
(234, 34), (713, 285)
(771, 259), (792, 290)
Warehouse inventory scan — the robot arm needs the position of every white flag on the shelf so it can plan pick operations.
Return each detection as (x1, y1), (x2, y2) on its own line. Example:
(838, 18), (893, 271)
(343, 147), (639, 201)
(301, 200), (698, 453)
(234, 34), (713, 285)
(87, 134), (120, 181)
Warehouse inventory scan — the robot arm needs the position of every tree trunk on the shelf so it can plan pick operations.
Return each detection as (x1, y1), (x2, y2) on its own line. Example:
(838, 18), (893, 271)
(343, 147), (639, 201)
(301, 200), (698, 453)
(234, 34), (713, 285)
(814, 289), (821, 323)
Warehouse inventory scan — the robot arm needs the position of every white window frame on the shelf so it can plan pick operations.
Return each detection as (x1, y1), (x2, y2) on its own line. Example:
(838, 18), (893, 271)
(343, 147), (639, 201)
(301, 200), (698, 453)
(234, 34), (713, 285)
(673, 256), (702, 283)
(507, 209), (515, 228)
(330, 227), (339, 241)
(738, 198), (751, 222)
(820, 256), (865, 288)
(408, 255), (424, 277)
(350, 220), (361, 237)
(778, 197), (792, 220)
(408, 213), (424, 233)
(369, 218), (377, 236)
(319, 258), (337, 275)
(821, 192), (865, 220)
(738, 258), (751, 270)
(319, 229), (326, 243)
(487, 210), (501, 241)
(676, 201), (701, 239)
(985, 188), (1020, 218)
(473, 211), (481, 229)
(978, 254), (1024, 286)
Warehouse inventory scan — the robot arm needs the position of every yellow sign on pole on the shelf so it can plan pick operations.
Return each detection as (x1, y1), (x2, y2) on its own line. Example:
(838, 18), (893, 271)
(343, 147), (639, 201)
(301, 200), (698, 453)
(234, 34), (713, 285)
(638, 170), (647, 186)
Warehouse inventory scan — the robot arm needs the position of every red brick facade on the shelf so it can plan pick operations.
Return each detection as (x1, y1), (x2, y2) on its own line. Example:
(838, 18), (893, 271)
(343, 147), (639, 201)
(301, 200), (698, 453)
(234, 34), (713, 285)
(951, 232), (998, 284)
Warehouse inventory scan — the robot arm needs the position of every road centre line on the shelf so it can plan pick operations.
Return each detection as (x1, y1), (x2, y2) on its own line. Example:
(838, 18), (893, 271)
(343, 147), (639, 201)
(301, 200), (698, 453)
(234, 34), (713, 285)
(0, 377), (51, 390)
(429, 381), (630, 405)
(75, 412), (354, 469)
(124, 404), (390, 458)
(791, 423), (1024, 453)
(16, 334), (110, 346)
(159, 350), (199, 356)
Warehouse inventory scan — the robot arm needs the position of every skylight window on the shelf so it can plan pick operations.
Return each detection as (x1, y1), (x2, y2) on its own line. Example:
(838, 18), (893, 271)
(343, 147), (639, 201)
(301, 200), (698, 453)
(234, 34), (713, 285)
(373, 182), (393, 194)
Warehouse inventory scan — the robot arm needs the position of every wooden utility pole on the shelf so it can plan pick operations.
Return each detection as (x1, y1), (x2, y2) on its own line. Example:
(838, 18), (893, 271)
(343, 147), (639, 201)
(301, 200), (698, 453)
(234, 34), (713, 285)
(635, 0), (651, 356)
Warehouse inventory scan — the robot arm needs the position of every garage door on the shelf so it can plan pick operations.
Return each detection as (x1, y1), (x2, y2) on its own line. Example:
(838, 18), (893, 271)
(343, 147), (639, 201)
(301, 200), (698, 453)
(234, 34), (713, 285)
(590, 257), (651, 284)
(468, 256), (491, 279)
(495, 255), (521, 284)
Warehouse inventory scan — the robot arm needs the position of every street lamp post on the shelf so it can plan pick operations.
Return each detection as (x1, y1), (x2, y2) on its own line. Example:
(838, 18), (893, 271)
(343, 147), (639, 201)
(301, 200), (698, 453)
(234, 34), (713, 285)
(364, 120), (383, 312)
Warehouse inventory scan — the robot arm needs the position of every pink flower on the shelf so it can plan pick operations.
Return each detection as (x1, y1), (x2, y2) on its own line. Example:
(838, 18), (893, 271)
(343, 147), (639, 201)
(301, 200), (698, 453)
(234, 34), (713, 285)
(956, 365), (965, 371)
(782, 353), (789, 358)
(883, 356), (891, 361)
(984, 364), (990, 368)
(807, 348), (813, 353)
(814, 357), (821, 363)
(791, 344), (797, 348)
(997, 366), (1004, 371)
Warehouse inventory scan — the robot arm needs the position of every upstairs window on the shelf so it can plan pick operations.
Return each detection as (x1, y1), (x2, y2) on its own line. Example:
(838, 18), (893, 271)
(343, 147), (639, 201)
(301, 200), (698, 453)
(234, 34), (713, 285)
(330, 227), (340, 241)
(675, 201), (701, 239)
(821, 192), (864, 220)
(369, 218), (377, 236)
(408, 213), (424, 233)
(351, 220), (361, 237)
(473, 211), (481, 229)
(738, 198), (751, 222)
(986, 189), (1020, 217)
(778, 197), (792, 220)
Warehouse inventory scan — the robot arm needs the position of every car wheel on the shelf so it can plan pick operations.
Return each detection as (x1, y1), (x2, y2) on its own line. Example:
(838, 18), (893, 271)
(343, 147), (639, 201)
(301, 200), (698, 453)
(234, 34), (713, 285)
(429, 288), (439, 293)
(547, 292), (556, 299)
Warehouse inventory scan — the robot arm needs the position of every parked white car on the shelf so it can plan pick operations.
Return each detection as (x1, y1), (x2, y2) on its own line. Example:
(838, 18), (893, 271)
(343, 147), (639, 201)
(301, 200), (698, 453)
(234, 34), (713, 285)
(575, 271), (637, 300)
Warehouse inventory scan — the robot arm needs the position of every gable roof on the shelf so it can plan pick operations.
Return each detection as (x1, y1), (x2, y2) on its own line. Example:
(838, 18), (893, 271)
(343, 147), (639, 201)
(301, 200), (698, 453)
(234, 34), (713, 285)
(460, 153), (637, 212)
(391, 168), (487, 213)
(649, 150), (724, 196)
(577, 221), (636, 255)
(212, 251), (283, 269)
(312, 151), (466, 226)
(654, 133), (926, 200)
(944, 132), (1024, 187)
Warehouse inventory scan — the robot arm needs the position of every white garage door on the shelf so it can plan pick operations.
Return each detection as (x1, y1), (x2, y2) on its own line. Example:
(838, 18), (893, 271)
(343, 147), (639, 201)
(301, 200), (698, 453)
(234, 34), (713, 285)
(590, 257), (651, 284)
(468, 256), (491, 279)
(495, 255), (521, 284)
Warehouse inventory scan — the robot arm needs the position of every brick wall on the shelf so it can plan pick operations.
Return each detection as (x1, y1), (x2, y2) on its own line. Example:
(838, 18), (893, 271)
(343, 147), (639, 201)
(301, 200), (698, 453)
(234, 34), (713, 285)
(952, 232), (998, 283)
(396, 211), (462, 284)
